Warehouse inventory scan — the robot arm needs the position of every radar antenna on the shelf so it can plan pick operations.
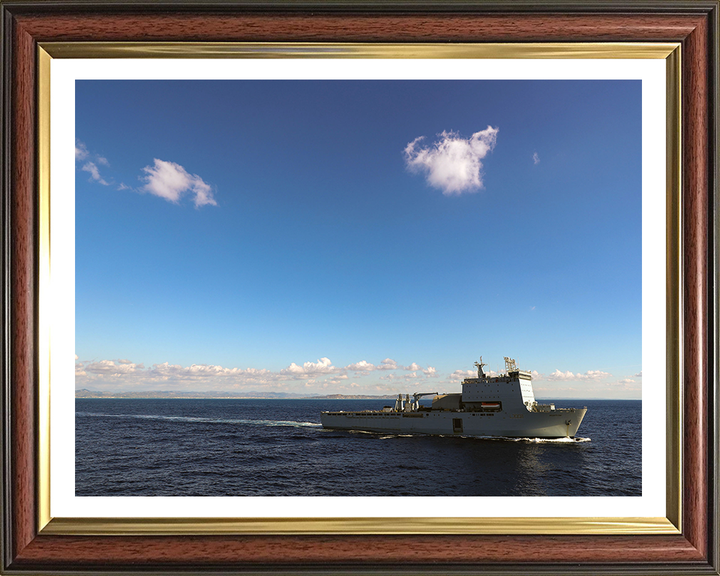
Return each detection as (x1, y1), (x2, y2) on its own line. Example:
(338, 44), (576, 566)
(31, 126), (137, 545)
(474, 357), (487, 378)
(504, 356), (517, 373)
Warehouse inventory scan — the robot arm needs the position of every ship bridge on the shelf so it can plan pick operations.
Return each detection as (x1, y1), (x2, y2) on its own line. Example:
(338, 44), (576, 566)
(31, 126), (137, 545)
(462, 357), (536, 410)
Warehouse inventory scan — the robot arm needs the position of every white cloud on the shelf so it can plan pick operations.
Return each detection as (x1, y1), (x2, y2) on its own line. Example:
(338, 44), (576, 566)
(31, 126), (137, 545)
(148, 362), (265, 381)
(117, 183), (130, 191)
(404, 125), (498, 195)
(345, 360), (375, 372)
(533, 152), (540, 165)
(281, 357), (336, 378)
(377, 358), (399, 371)
(141, 159), (217, 208)
(547, 370), (575, 380)
(546, 369), (611, 381)
(423, 366), (437, 377)
(84, 359), (141, 375)
(81, 162), (110, 186)
(582, 370), (612, 379)
(634, 372), (642, 378)
(405, 362), (421, 371)
(448, 369), (476, 382)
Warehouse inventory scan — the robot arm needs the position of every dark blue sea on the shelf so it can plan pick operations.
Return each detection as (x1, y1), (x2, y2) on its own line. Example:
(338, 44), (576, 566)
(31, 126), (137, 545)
(75, 399), (641, 497)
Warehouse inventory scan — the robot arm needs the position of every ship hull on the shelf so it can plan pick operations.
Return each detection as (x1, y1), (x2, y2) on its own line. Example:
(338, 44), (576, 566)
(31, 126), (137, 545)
(321, 407), (587, 439)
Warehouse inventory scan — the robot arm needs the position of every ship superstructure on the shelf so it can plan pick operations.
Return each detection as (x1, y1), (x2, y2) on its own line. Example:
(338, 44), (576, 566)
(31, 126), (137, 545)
(320, 357), (587, 439)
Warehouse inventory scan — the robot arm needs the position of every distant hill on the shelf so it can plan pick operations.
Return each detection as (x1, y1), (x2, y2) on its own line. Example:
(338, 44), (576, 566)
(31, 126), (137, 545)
(75, 389), (397, 400)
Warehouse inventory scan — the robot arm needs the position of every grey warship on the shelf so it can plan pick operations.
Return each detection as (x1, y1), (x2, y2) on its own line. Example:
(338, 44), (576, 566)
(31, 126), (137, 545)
(321, 357), (588, 438)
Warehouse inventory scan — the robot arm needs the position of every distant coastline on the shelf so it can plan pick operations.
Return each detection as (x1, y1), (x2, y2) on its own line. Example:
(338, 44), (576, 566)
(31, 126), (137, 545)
(75, 389), (397, 400)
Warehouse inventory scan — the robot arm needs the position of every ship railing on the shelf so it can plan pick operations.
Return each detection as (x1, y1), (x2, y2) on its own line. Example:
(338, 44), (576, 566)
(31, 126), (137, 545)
(530, 404), (577, 413)
(531, 403), (556, 412)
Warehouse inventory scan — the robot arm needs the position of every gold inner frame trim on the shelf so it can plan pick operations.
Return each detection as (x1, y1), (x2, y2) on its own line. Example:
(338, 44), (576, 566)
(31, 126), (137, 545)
(37, 46), (52, 532)
(41, 41), (678, 59)
(43, 516), (678, 536)
(37, 41), (682, 537)
(664, 45), (682, 533)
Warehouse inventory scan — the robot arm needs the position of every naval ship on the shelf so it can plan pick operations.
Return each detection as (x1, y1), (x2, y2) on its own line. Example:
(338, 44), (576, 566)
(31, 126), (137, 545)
(320, 357), (587, 438)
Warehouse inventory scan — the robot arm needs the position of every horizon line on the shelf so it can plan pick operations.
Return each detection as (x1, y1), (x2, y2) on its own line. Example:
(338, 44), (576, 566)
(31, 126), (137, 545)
(75, 391), (641, 401)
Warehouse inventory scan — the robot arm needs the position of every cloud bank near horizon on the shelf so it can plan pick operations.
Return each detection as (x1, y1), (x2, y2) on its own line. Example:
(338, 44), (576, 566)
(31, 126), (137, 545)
(74, 356), (639, 397)
(75, 356), (439, 394)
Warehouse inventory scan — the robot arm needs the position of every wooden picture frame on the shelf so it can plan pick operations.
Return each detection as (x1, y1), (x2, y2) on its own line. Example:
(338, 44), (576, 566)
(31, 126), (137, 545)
(1, 1), (718, 573)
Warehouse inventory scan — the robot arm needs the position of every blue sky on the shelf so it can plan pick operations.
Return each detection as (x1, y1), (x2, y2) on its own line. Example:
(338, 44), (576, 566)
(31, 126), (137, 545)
(74, 79), (642, 398)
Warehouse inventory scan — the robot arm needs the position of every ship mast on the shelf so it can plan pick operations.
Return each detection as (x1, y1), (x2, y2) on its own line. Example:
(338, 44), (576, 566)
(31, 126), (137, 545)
(474, 357), (487, 378)
(504, 356), (517, 373)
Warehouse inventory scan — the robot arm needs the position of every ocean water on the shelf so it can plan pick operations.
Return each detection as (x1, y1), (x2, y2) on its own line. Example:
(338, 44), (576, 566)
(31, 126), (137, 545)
(75, 398), (641, 497)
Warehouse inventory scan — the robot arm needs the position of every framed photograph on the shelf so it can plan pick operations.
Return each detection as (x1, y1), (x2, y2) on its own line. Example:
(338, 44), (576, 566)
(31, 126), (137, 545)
(2, 1), (717, 574)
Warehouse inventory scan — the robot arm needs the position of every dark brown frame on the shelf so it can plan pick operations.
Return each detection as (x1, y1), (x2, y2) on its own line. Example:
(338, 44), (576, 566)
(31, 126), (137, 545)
(1, 2), (718, 573)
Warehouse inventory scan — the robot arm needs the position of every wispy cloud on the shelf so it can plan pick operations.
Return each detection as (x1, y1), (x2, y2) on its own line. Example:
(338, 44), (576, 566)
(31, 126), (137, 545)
(141, 159), (217, 208)
(404, 125), (498, 195)
(76, 142), (218, 209)
(379, 372), (421, 383)
(75, 140), (89, 161)
(82, 162), (110, 186)
(533, 152), (540, 165)
(76, 140), (111, 185)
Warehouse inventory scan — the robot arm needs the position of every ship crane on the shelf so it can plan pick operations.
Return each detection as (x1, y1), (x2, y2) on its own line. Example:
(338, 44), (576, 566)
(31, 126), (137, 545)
(394, 392), (439, 412)
(410, 392), (438, 412)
